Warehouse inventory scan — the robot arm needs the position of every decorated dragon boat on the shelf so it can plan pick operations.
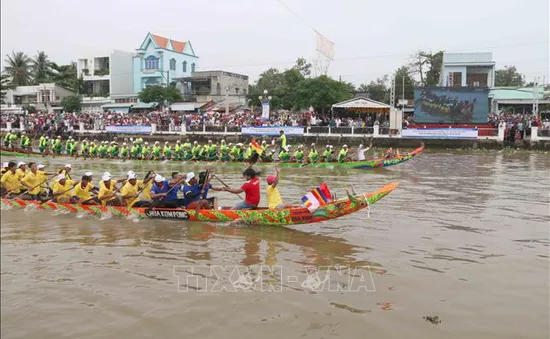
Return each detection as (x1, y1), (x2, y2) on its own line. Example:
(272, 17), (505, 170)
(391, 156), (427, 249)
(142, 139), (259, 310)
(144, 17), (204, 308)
(0, 182), (398, 226)
(0, 146), (423, 169)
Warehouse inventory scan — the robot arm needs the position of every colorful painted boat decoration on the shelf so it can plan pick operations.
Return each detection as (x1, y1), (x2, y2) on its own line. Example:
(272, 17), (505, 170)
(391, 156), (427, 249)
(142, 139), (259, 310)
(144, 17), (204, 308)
(0, 146), (423, 169)
(0, 182), (398, 226)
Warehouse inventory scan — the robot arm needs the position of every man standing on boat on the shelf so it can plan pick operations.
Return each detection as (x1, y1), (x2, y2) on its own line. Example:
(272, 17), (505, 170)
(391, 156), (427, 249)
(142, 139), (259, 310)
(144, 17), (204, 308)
(223, 168), (260, 210)
(356, 144), (371, 161)
(277, 130), (287, 152)
(266, 166), (292, 209)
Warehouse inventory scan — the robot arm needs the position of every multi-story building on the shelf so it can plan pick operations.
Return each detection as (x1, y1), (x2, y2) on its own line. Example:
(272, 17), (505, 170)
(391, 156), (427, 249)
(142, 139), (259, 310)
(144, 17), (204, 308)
(5, 83), (75, 112)
(132, 32), (198, 93)
(439, 52), (496, 88)
(76, 50), (134, 97)
(178, 70), (249, 106)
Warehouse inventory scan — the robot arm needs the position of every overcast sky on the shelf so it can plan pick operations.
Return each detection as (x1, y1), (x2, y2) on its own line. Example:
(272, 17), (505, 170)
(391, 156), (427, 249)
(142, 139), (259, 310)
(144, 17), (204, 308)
(1, 0), (549, 85)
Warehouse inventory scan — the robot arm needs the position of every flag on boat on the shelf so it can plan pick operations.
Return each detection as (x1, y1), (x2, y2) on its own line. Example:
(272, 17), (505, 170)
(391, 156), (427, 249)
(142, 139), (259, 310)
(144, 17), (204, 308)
(301, 183), (332, 212)
(251, 140), (263, 155)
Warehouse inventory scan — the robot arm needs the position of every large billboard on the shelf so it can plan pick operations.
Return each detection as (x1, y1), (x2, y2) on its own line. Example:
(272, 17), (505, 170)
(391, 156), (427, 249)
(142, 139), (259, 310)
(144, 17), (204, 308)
(414, 87), (489, 123)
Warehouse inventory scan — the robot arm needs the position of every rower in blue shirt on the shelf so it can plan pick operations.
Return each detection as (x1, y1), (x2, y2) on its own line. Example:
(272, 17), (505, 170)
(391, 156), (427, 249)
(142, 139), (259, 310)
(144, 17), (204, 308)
(150, 174), (185, 208)
(182, 172), (222, 210)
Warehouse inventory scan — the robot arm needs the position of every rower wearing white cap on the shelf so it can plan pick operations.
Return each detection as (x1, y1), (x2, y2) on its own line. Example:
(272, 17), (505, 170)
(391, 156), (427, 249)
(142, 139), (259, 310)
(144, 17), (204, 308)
(120, 171), (154, 207)
(57, 164), (73, 181)
(98, 172), (121, 206)
(51, 173), (75, 203)
(278, 145), (291, 162)
(36, 164), (49, 196)
(338, 144), (350, 163)
(308, 144), (319, 163)
(149, 174), (185, 208)
(15, 162), (27, 191)
(182, 172), (220, 210)
(1, 162), (8, 175)
(322, 145), (334, 162)
(293, 145), (305, 162)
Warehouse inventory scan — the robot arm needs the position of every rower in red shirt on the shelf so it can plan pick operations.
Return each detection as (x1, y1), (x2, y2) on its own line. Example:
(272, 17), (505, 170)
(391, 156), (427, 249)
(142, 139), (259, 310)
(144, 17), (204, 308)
(223, 168), (260, 210)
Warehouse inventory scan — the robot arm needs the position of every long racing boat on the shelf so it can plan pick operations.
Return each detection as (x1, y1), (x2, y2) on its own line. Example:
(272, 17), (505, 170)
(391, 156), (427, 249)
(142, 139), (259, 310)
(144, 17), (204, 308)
(0, 182), (398, 226)
(0, 146), (424, 169)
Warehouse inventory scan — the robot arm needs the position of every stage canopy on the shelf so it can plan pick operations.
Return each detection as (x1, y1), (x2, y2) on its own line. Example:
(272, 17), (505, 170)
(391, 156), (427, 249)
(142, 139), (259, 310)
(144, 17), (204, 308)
(332, 97), (391, 114)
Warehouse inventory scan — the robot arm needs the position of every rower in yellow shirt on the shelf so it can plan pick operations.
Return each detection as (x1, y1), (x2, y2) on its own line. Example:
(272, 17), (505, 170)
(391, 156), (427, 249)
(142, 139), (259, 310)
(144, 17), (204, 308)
(72, 172), (97, 204)
(15, 162), (28, 192)
(98, 173), (121, 206)
(36, 164), (49, 196)
(265, 166), (291, 209)
(51, 174), (76, 203)
(20, 162), (43, 200)
(1, 161), (21, 197)
(120, 171), (153, 207)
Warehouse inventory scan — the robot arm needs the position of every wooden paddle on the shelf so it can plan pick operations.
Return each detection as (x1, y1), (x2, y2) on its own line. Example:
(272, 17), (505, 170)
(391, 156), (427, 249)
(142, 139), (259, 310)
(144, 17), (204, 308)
(159, 175), (186, 201)
(43, 181), (80, 203)
(212, 174), (244, 200)
(195, 169), (211, 214)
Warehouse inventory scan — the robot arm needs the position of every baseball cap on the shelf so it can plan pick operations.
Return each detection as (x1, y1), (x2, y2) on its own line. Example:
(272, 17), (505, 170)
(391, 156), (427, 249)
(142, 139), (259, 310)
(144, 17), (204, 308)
(65, 164), (72, 168)
(102, 173), (112, 181)
(128, 172), (137, 180)
(185, 172), (196, 183)
(2, 162), (8, 168)
(154, 174), (165, 183)
(84, 171), (93, 176)
(37, 164), (45, 169)
(57, 174), (66, 181)
(17, 162), (26, 167)
(267, 175), (276, 185)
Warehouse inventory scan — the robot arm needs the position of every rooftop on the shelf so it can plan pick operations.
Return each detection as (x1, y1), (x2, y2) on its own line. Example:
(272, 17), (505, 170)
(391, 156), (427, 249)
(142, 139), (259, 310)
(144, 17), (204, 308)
(443, 52), (495, 66)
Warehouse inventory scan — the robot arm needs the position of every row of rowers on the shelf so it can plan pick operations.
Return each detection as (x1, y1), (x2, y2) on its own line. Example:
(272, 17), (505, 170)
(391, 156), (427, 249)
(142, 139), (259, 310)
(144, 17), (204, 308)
(0, 162), (283, 210)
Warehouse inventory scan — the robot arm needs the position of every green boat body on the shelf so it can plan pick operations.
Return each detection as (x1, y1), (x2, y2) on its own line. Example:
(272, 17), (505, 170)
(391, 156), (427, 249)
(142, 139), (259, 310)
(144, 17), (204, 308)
(0, 146), (423, 169)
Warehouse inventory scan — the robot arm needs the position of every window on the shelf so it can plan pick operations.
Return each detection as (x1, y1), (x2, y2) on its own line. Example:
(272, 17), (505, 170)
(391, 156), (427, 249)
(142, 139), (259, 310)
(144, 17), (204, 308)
(170, 58), (176, 71)
(182, 61), (187, 72)
(235, 88), (239, 94)
(191, 63), (196, 73)
(448, 72), (462, 87)
(145, 56), (159, 70)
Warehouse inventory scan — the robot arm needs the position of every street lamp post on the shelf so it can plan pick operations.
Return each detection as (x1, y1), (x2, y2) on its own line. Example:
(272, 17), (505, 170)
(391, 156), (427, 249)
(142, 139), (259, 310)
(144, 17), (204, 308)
(258, 89), (272, 120)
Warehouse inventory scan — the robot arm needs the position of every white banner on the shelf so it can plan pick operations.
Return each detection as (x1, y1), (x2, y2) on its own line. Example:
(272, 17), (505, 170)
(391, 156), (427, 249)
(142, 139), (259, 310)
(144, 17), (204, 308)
(261, 102), (270, 120)
(105, 125), (152, 134)
(241, 126), (304, 136)
(401, 128), (478, 139)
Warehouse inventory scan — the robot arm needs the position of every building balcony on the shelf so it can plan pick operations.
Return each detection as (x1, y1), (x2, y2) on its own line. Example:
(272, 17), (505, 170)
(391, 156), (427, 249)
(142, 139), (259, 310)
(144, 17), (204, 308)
(83, 74), (111, 81)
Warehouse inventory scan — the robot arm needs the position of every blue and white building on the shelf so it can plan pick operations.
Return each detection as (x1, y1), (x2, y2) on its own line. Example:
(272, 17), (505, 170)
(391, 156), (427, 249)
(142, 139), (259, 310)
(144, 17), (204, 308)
(133, 32), (198, 93)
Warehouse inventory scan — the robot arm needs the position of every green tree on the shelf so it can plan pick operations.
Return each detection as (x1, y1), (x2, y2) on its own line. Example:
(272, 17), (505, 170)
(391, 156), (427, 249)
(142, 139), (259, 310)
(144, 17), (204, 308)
(138, 85), (182, 106)
(49, 62), (83, 93)
(394, 66), (416, 102)
(61, 95), (82, 112)
(164, 86), (183, 105)
(4, 51), (33, 86)
(295, 75), (354, 113)
(0, 73), (13, 104)
(32, 50), (52, 84)
(138, 85), (166, 104)
(293, 57), (312, 77)
(358, 75), (389, 103)
(495, 65), (525, 87)
(22, 103), (37, 113)
(410, 50), (443, 86)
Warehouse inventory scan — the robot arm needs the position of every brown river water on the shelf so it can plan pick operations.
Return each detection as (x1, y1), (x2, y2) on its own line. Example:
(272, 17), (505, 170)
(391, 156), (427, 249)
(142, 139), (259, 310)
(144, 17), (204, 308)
(1, 150), (549, 339)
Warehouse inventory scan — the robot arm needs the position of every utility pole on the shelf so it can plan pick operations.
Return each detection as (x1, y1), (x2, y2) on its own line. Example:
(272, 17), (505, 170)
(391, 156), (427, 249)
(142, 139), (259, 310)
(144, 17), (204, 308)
(225, 86), (229, 116)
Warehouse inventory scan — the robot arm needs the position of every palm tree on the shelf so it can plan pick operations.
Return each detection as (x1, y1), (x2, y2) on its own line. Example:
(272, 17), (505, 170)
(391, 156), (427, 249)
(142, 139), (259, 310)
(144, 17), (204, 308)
(4, 51), (32, 86)
(33, 50), (51, 84)
(49, 62), (83, 93)
(0, 73), (14, 104)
